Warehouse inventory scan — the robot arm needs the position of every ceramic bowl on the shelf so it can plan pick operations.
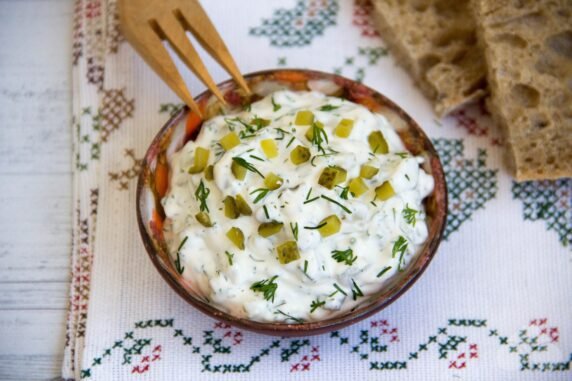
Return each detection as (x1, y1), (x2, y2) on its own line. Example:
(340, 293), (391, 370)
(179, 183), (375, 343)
(136, 69), (447, 336)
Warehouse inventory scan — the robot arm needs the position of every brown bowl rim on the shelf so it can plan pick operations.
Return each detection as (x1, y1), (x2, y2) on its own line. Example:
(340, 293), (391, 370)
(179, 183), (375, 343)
(136, 68), (448, 336)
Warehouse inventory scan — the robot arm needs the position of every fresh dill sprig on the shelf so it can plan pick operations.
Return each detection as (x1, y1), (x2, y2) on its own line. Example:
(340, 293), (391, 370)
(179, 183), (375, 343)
(331, 248), (357, 266)
(275, 309), (304, 324)
(290, 222), (299, 241)
(274, 127), (290, 140)
(402, 205), (419, 226)
(271, 96), (281, 112)
(194, 179), (210, 212)
(250, 275), (278, 302)
(392, 236), (409, 271)
(174, 236), (187, 274)
(350, 279), (363, 300)
(304, 221), (327, 230)
(337, 185), (350, 200)
(376, 266), (392, 278)
(286, 136), (295, 148)
(225, 250), (234, 266)
(249, 154), (265, 162)
(304, 187), (320, 204)
(250, 188), (271, 203)
(321, 195), (352, 214)
(310, 149), (339, 167)
(318, 104), (340, 111)
(232, 157), (265, 178)
(309, 122), (329, 154)
(310, 299), (326, 313)
(330, 282), (347, 296)
(395, 152), (408, 158)
(263, 205), (270, 219)
(303, 260), (308, 274)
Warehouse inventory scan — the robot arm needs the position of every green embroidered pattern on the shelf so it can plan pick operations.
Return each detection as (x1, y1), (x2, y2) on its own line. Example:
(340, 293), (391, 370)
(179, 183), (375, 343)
(433, 138), (498, 239)
(74, 107), (103, 171)
(159, 102), (184, 117)
(512, 179), (571, 249)
(333, 46), (388, 82)
(81, 317), (570, 378)
(332, 318), (570, 372)
(249, 0), (339, 47)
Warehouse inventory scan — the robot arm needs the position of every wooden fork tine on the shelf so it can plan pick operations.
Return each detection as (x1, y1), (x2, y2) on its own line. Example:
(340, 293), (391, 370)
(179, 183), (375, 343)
(156, 14), (226, 104)
(118, 0), (201, 116)
(176, 1), (251, 94)
(120, 20), (202, 116)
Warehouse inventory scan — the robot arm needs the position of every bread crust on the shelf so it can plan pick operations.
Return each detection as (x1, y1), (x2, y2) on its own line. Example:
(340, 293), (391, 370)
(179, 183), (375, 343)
(371, 0), (488, 116)
(472, 0), (572, 181)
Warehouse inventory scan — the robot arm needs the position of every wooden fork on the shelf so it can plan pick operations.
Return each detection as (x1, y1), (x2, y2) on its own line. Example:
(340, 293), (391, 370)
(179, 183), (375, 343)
(118, 0), (250, 116)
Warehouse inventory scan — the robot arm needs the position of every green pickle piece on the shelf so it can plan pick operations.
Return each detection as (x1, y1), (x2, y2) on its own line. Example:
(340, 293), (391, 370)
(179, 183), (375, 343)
(276, 241), (300, 264)
(264, 172), (284, 190)
(188, 147), (210, 174)
(318, 166), (347, 189)
(295, 110), (314, 125)
(226, 227), (245, 250)
(195, 212), (213, 227)
(334, 119), (354, 138)
(235, 194), (252, 216)
(258, 221), (284, 237)
(251, 117), (271, 127)
(260, 139), (278, 159)
(318, 215), (342, 237)
(223, 196), (240, 219)
(290, 145), (311, 165)
(348, 177), (369, 197)
(359, 164), (379, 179)
(205, 165), (214, 181)
(375, 181), (395, 201)
(231, 160), (247, 180)
(368, 131), (389, 154)
(220, 132), (240, 151)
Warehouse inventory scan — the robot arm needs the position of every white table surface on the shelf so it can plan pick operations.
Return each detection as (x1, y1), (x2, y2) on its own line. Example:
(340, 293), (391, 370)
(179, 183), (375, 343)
(0, 0), (73, 380)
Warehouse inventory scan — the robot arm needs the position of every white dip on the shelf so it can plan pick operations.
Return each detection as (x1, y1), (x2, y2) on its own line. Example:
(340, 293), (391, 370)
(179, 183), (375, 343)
(162, 90), (434, 323)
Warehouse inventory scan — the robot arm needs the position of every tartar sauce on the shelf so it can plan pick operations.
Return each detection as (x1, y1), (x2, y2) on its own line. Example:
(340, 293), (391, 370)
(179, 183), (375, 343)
(162, 90), (434, 323)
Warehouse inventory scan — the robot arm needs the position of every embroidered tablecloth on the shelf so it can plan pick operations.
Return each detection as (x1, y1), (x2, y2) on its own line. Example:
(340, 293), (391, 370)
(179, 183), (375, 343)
(63, 0), (572, 380)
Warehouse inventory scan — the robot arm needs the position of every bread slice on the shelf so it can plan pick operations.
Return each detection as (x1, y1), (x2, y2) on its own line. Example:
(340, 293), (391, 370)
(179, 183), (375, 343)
(472, 0), (572, 181)
(371, 0), (488, 116)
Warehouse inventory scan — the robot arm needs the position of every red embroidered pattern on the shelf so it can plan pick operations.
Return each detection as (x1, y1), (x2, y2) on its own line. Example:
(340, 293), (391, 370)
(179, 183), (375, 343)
(352, 0), (379, 37)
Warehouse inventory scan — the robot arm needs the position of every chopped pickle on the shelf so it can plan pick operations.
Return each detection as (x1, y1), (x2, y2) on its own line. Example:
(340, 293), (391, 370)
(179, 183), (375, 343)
(375, 181), (395, 201)
(368, 131), (389, 154)
(235, 194), (252, 216)
(348, 177), (369, 197)
(334, 119), (354, 138)
(264, 172), (284, 190)
(226, 227), (245, 250)
(359, 164), (379, 179)
(223, 196), (239, 219)
(318, 166), (347, 189)
(295, 110), (314, 125)
(304, 121), (324, 141)
(205, 165), (214, 181)
(188, 147), (210, 174)
(290, 145), (311, 165)
(258, 221), (284, 237)
(195, 211), (213, 227)
(231, 160), (247, 180)
(260, 139), (278, 159)
(318, 215), (342, 237)
(251, 117), (270, 127)
(220, 132), (240, 150)
(276, 241), (300, 264)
